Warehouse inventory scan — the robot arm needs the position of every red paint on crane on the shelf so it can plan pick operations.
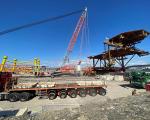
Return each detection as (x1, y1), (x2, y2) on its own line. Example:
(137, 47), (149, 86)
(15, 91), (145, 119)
(63, 8), (87, 64)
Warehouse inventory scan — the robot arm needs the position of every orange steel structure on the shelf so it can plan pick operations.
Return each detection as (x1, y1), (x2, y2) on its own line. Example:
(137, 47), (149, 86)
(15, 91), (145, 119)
(89, 30), (150, 73)
(0, 56), (40, 75)
(0, 64), (34, 74)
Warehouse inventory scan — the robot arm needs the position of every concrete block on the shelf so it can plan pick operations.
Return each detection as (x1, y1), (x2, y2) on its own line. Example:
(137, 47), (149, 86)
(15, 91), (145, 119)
(100, 75), (114, 81)
(16, 108), (28, 117)
(0, 107), (3, 111)
(114, 75), (124, 81)
(77, 81), (103, 86)
(38, 82), (55, 88)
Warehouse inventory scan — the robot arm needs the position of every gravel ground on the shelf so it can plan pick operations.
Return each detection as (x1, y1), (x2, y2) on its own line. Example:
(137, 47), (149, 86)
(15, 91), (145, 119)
(0, 81), (147, 120)
(2, 92), (150, 120)
(30, 92), (150, 120)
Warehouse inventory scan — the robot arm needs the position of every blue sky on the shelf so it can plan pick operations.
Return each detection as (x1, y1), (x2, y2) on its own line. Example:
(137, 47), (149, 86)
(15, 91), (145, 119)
(0, 0), (150, 66)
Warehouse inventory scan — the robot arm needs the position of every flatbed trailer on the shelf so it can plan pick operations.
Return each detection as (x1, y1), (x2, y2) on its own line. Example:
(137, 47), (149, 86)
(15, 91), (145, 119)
(0, 72), (107, 102)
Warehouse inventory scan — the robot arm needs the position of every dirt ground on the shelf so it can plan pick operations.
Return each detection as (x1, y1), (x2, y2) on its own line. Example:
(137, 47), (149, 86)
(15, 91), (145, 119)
(0, 81), (146, 114)
(31, 92), (150, 120)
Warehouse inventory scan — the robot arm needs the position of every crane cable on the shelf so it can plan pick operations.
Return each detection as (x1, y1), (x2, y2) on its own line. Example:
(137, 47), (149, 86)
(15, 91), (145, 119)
(78, 11), (91, 67)
(79, 17), (86, 59)
(79, 11), (90, 60)
(86, 11), (90, 58)
(0, 9), (83, 36)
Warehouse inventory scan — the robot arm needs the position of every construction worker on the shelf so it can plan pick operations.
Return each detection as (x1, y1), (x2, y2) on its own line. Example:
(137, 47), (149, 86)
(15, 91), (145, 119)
(76, 61), (81, 76)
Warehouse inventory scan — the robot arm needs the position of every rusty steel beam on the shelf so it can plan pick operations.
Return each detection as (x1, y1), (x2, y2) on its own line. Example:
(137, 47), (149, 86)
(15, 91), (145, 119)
(89, 47), (149, 60)
(104, 29), (150, 47)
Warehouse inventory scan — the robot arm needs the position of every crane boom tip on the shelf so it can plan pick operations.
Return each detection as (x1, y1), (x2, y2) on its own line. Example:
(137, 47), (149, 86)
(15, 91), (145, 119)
(84, 7), (87, 12)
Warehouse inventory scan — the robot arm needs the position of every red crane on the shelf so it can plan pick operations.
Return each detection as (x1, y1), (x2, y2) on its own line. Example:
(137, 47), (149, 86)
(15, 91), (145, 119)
(63, 8), (87, 65)
(58, 8), (87, 74)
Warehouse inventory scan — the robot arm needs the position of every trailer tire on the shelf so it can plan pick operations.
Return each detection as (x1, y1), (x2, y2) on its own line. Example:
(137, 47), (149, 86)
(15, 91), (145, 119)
(8, 93), (19, 102)
(0, 93), (6, 101)
(20, 92), (30, 102)
(79, 89), (86, 97)
(69, 89), (77, 98)
(59, 90), (67, 99)
(48, 91), (57, 100)
(89, 88), (97, 96)
(29, 93), (35, 98)
(98, 88), (106, 96)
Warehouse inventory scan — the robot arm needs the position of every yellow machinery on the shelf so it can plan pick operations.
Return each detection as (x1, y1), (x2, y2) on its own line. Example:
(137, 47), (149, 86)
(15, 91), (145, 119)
(12, 59), (17, 73)
(34, 58), (40, 75)
(0, 56), (8, 72)
(0, 56), (41, 75)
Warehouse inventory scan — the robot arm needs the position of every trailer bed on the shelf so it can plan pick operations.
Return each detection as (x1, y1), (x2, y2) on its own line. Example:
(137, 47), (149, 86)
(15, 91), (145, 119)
(9, 79), (106, 92)
(1, 75), (107, 102)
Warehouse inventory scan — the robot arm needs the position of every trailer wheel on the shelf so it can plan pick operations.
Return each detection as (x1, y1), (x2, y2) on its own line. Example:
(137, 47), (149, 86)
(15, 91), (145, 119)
(89, 88), (97, 96)
(59, 90), (67, 99)
(48, 91), (57, 100)
(69, 89), (77, 98)
(19, 92), (30, 102)
(79, 89), (86, 97)
(98, 88), (106, 96)
(29, 93), (35, 98)
(8, 93), (19, 102)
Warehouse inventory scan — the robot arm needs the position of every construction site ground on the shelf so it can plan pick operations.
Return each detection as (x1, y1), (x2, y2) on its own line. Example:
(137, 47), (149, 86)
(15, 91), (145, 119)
(0, 80), (146, 114)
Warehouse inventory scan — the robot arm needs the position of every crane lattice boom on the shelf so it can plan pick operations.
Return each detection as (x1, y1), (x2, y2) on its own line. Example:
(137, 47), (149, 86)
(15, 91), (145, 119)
(63, 8), (87, 64)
